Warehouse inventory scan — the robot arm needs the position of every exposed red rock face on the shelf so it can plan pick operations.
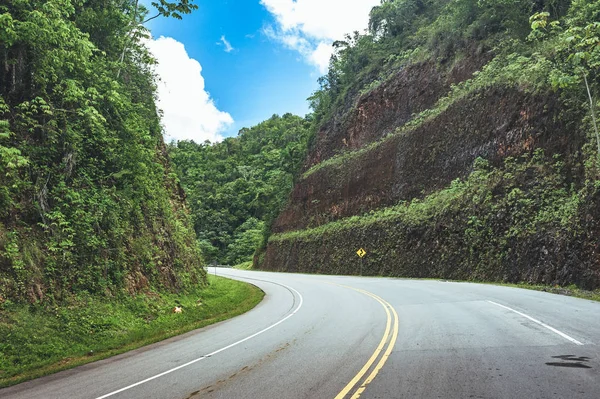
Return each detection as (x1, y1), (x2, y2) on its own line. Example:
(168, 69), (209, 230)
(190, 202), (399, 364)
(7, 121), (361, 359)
(306, 53), (490, 169)
(273, 87), (579, 233)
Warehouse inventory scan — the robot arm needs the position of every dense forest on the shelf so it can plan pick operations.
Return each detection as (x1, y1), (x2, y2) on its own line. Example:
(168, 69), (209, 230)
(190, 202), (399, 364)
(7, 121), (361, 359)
(168, 114), (312, 265)
(0, 0), (205, 303)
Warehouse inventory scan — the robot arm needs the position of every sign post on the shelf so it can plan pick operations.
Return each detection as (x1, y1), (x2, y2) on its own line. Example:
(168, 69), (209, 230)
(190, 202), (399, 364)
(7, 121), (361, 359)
(356, 248), (367, 276)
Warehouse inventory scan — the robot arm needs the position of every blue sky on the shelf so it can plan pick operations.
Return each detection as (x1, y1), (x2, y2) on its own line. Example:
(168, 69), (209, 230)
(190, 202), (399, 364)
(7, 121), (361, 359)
(144, 0), (381, 142)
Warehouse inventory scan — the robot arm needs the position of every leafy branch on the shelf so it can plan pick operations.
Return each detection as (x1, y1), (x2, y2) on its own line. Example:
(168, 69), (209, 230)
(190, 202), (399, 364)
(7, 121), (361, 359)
(116, 0), (198, 78)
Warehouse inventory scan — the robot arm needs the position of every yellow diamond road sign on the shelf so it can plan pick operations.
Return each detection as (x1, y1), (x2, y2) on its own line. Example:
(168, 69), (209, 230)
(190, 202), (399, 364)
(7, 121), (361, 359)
(356, 248), (367, 258)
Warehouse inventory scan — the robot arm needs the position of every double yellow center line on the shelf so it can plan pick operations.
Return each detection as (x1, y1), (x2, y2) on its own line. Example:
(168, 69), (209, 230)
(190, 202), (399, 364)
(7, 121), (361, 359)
(333, 285), (400, 399)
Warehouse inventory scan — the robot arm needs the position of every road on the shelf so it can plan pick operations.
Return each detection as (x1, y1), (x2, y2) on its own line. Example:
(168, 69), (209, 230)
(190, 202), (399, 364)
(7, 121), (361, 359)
(2, 268), (599, 399)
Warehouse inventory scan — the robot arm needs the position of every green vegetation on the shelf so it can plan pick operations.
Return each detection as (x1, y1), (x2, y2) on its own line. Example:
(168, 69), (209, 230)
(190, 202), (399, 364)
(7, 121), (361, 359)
(309, 0), (534, 127)
(274, 150), (584, 243)
(309, 0), (580, 124)
(0, 275), (264, 388)
(0, 0), (206, 303)
(304, 0), (599, 179)
(168, 114), (312, 264)
(233, 261), (253, 270)
(267, 148), (600, 287)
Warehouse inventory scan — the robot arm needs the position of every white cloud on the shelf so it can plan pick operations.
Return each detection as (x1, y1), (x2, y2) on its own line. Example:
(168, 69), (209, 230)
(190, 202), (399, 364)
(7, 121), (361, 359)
(146, 36), (233, 143)
(261, 0), (380, 72)
(309, 42), (334, 73)
(219, 35), (234, 53)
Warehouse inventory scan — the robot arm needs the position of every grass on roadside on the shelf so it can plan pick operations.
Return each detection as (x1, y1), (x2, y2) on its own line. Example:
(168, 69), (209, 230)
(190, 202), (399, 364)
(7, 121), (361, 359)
(390, 276), (600, 302)
(375, 274), (600, 302)
(233, 261), (253, 270)
(482, 281), (600, 302)
(0, 275), (264, 388)
(399, 276), (600, 302)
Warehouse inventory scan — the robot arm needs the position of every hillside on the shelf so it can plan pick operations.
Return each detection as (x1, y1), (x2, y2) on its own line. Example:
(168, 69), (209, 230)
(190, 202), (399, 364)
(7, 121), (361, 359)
(257, 0), (600, 289)
(0, 0), (204, 303)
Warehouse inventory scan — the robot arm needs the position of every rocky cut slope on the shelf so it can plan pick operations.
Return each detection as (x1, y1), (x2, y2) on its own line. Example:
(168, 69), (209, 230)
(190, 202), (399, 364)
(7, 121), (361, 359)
(257, 0), (600, 289)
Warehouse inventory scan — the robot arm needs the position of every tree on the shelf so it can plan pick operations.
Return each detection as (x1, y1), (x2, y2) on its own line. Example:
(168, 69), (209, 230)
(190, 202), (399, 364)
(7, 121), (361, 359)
(226, 218), (265, 265)
(530, 2), (600, 155)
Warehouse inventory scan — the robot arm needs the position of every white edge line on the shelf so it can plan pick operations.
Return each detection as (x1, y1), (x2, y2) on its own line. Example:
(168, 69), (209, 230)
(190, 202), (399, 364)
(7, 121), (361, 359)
(95, 284), (304, 399)
(486, 300), (583, 345)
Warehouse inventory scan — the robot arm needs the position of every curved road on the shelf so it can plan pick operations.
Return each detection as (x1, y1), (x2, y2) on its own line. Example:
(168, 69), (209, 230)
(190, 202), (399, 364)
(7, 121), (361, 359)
(2, 269), (599, 398)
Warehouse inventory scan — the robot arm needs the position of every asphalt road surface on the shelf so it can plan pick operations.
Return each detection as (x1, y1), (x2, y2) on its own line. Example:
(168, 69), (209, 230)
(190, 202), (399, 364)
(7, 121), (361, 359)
(2, 268), (599, 399)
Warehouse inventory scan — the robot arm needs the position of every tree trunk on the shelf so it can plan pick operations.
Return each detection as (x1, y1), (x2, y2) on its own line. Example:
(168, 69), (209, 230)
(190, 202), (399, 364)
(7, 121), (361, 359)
(116, 0), (140, 79)
(583, 73), (600, 157)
